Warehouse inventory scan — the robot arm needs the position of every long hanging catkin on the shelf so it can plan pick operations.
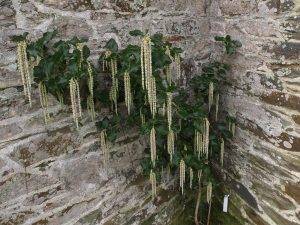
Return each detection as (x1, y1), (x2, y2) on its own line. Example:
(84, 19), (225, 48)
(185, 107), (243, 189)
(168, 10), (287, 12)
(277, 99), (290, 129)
(124, 71), (132, 115)
(76, 43), (84, 68)
(175, 53), (181, 81)
(150, 170), (157, 198)
(100, 130), (109, 165)
(202, 118), (210, 159)
(141, 35), (152, 90)
(149, 76), (157, 117)
(166, 92), (172, 130)
(189, 167), (193, 189)
(207, 182), (212, 203)
(17, 40), (32, 107)
(198, 170), (202, 185)
(150, 127), (156, 166)
(165, 46), (172, 85)
(38, 82), (50, 125)
(167, 129), (174, 163)
(220, 138), (225, 167)
(103, 50), (111, 71)
(69, 78), (82, 129)
(194, 130), (203, 159)
(208, 82), (214, 112)
(179, 159), (186, 195)
(110, 58), (118, 114)
(215, 93), (219, 121)
(87, 62), (95, 121)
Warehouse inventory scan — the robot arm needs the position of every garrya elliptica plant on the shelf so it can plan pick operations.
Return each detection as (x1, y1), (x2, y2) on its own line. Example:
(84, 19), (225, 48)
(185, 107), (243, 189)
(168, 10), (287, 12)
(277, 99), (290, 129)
(97, 30), (241, 224)
(12, 29), (241, 224)
(12, 31), (97, 127)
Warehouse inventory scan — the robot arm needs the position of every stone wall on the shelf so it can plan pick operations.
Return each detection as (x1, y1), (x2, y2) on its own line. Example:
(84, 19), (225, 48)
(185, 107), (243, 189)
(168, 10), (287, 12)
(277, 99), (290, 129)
(208, 1), (300, 225)
(0, 0), (210, 224)
(1, 0), (300, 224)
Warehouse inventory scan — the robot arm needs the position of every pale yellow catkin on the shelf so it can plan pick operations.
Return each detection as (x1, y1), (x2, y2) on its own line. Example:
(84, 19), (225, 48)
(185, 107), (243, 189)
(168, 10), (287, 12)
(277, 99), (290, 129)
(166, 92), (172, 130)
(189, 167), (193, 189)
(103, 50), (111, 71)
(140, 108), (145, 125)
(179, 159), (186, 195)
(141, 36), (152, 90)
(76, 43), (84, 68)
(100, 130), (109, 165)
(208, 82), (214, 112)
(150, 127), (156, 166)
(150, 170), (157, 198)
(110, 59), (118, 113)
(149, 76), (157, 117)
(220, 138), (225, 167)
(232, 122), (236, 136)
(175, 53), (181, 81)
(124, 71), (132, 115)
(87, 62), (95, 121)
(17, 41), (32, 107)
(207, 182), (212, 203)
(194, 130), (203, 159)
(87, 95), (96, 121)
(215, 93), (219, 121)
(167, 129), (174, 162)
(165, 47), (172, 85)
(38, 82), (50, 125)
(198, 170), (202, 185)
(69, 78), (82, 129)
(202, 118), (210, 159)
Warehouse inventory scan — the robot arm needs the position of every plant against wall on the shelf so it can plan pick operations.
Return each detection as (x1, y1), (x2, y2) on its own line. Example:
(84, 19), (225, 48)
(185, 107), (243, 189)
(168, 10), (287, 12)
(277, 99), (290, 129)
(12, 30), (241, 224)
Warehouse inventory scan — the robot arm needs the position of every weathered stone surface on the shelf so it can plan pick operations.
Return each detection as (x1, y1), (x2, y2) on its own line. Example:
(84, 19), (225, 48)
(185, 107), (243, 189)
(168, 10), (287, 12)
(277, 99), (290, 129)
(1, 0), (300, 224)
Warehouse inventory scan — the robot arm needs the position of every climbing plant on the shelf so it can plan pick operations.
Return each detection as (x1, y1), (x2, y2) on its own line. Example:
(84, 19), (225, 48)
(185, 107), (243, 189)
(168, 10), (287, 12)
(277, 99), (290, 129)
(12, 30), (241, 224)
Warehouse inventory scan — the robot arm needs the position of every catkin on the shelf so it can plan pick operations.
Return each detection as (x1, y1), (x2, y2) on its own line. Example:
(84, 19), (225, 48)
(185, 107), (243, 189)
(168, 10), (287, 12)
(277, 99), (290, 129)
(220, 138), (225, 167)
(87, 62), (95, 121)
(207, 182), (212, 203)
(76, 43), (84, 68)
(201, 118), (210, 159)
(100, 130), (109, 165)
(148, 76), (157, 117)
(124, 71), (132, 115)
(38, 82), (50, 125)
(179, 159), (186, 195)
(69, 78), (82, 129)
(232, 122), (236, 136)
(103, 50), (111, 71)
(189, 167), (193, 189)
(17, 41), (32, 107)
(150, 170), (157, 198)
(215, 93), (219, 121)
(150, 127), (156, 166)
(141, 36), (152, 90)
(87, 95), (96, 121)
(166, 92), (172, 130)
(175, 53), (181, 81)
(198, 170), (202, 185)
(194, 130), (203, 159)
(110, 59), (118, 113)
(167, 129), (174, 163)
(140, 108), (145, 125)
(165, 47), (172, 85)
(208, 82), (214, 112)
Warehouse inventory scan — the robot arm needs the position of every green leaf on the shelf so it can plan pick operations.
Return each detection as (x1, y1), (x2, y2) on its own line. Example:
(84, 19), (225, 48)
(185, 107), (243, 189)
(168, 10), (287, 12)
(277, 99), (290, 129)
(214, 36), (225, 42)
(11, 32), (29, 42)
(232, 40), (242, 48)
(105, 39), (118, 52)
(129, 30), (144, 37)
(82, 45), (90, 59)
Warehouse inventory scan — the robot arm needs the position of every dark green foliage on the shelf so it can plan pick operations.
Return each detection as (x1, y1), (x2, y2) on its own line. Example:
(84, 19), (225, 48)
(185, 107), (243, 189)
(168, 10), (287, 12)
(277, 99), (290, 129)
(215, 35), (242, 55)
(12, 30), (240, 214)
